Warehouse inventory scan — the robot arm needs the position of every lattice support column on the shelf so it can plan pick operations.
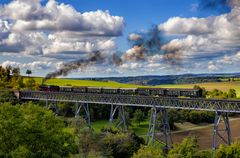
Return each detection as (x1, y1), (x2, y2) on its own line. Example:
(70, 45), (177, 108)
(75, 102), (91, 126)
(109, 104), (127, 131)
(147, 107), (172, 152)
(45, 100), (59, 115)
(45, 95), (48, 108)
(212, 111), (232, 157)
(52, 101), (59, 115)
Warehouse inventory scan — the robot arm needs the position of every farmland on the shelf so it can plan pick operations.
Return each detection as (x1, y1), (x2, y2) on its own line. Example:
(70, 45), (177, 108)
(27, 77), (240, 97)
(27, 77), (142, 88)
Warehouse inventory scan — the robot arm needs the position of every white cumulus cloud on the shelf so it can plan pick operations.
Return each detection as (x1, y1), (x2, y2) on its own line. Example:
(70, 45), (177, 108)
(0, 0), (124, 60)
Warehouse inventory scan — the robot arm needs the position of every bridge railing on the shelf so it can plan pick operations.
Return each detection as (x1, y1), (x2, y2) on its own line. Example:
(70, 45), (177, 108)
(19, 91), (240, 113)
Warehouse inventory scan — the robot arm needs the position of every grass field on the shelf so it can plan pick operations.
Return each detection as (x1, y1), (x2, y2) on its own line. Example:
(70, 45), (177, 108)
(28, 77), (142, 88)
(91, 119), (149, 138)
(26, 77), (240, 97)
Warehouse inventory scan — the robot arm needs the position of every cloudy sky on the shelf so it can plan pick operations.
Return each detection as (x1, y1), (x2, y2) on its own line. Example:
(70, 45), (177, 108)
(0, 0), (240, 77)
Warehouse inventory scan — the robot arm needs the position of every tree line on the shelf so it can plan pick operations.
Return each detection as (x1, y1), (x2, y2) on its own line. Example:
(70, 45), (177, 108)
(0, 66), (37, 90)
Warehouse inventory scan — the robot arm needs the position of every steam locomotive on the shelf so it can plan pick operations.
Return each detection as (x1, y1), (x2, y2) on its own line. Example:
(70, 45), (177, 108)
(39, 85), (203, 98)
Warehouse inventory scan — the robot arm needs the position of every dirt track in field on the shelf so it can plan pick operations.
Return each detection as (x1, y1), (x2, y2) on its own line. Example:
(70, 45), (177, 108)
(170, 118), (240, 149)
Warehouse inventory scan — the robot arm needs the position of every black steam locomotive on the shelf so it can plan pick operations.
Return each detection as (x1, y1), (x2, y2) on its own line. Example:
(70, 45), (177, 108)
(39, 85), (203, 98)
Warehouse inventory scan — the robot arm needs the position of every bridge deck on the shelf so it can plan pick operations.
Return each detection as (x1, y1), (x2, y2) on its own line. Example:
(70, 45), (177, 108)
(19, 91), (240, 113)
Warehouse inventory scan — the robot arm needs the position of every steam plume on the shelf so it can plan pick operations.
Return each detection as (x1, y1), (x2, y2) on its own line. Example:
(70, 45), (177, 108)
(122, 25), (182, 65)
(42, 51), (122, 84)
(122, 25), (164, 61)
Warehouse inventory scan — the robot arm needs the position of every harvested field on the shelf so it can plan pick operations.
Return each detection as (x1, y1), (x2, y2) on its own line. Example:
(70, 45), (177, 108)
(171, 118), (240, 149)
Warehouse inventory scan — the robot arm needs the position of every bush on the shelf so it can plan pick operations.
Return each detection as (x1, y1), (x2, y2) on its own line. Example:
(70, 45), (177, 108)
(100, 132), (144, 158)
(132, 145), (164, 158)
(168, 137), (199, 158)
(214, 141), (240, 158)
(0, 90), (17, 104)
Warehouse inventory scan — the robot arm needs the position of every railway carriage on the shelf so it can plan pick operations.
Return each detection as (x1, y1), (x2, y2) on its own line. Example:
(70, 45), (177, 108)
(72, 86), (87, 93)
(150, 88), (166, 96)
(137, 88), (151, 96)
(38, 85), (203, 98)
(180, 89), (198, 97)
(59, 86), (72, 92)
(102, 87), (120, 94)
(87, 87), (102, 93)
(166, 88), (181, 97)
(119, 88), (137, 95)
(39, 85), (60, 92)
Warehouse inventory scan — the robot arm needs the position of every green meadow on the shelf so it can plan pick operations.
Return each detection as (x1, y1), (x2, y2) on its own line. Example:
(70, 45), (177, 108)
(28, 77), (141, 88)
(91, 119), (149, 138)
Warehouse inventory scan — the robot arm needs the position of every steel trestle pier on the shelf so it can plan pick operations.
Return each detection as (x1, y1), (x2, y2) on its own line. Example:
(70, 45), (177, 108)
(109, 104), (127, 131)
(147, 107), (172, 152)
(19, 91), (240, 155)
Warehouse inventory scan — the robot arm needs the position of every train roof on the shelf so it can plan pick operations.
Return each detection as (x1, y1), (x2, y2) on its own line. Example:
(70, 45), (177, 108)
(101, 87), (119, 89)
(72, 86), (88, 88)
(137, 87), (200, 91)
(39, 85), (59, 87)
(119, 88), (138, 90)
(87, 86), (103, 89)
(165, 88), (200, 91)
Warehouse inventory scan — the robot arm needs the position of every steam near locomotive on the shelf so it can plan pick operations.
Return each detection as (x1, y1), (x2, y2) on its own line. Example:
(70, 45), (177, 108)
(39, 85), (203, 98)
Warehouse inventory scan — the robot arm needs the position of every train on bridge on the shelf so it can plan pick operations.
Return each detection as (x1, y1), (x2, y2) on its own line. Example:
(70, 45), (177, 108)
(39, 85), (203, 98)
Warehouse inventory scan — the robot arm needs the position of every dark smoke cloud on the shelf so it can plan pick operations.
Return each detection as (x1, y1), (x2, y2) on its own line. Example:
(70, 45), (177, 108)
(43, 51), (122, 83)
(198, 0), (231, 12)
(162, 47), (182, 66)
(130, 25), (164, 55)
(122, 25), (182, 65)
(122, 45), (146, 61)
(122, 25), (164, 61)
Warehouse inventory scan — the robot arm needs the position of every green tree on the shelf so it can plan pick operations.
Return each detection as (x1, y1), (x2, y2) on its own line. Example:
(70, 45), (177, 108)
(0, 90), (17, 104)
(132, 145), (165, 158)
(133, 109), (145, 126)
(168, 137), (199, 158)
(101, 132), (144, 158)
(214, 141), (240, 158)
(12, 67), (20, 78)
(193, 150), (211, 158)
(4, 66), (11, 82)
(193, 85), (207, 98)
(25, 78), (37, 90)
(168, 109), (184, 130)
(228, 89), (237, 98)
(67, 116), (103, 157)
(15, 76), (25, 89)
(26, 69), (32, 77)
(0, 102), (77, 157)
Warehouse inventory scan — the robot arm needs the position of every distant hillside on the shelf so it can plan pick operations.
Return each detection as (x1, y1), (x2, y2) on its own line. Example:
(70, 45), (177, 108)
(72, 73), (240, 86)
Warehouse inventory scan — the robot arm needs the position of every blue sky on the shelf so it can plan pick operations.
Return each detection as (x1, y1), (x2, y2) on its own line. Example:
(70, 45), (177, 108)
(49, 0), (215, 51)
(0, 0), (240, 77)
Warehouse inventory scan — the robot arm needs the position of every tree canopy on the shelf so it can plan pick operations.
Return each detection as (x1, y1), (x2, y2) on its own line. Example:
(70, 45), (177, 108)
(0, 102), (77, 157)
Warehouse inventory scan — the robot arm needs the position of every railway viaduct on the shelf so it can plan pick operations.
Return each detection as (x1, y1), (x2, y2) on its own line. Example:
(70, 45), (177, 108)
(16, 90), (240, 156)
